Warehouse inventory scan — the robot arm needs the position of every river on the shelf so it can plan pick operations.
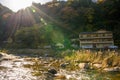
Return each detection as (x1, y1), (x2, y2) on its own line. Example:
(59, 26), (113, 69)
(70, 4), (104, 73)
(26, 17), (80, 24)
(0, 52), (120, 80)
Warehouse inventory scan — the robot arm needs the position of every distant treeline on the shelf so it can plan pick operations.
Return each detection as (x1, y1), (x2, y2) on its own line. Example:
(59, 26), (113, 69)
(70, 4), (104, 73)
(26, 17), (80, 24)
(0, 0), (120, 48)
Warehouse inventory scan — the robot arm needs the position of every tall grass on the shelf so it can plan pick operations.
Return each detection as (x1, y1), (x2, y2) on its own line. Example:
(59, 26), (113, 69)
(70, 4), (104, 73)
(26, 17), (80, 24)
(64, 50), (120, 68)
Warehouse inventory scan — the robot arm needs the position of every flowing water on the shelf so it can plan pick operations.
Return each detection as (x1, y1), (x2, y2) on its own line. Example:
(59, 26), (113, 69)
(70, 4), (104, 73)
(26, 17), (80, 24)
(0, 52), (120, 80)
(56, 69), (120, 80)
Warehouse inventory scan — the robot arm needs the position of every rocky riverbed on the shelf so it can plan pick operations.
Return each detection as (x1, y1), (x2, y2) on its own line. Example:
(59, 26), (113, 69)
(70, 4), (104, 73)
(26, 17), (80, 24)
(0, 52), (120, 80)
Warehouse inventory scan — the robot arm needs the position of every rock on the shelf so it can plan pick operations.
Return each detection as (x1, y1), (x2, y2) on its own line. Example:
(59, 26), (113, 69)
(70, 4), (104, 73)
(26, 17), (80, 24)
(0, 54), (3, 58)
(103, 67), (120, 72)
(44, 53), (49, 57)
(60, 63), (69, 68)
(48, 68), (57, 75)
(93, 63), (102, 68)
(78, 63), (89, 69)
(43, 72), (55, 80)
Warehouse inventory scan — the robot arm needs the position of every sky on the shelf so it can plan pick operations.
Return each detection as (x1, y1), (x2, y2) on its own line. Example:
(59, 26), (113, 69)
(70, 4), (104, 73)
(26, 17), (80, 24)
(0, 0), (52, 12)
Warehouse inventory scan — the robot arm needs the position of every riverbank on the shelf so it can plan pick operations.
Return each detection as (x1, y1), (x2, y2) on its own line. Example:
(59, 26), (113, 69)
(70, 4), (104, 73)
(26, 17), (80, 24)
(0, 49), (120, 80)
(63, 50), (120, 71)
(1, 49), (120, 71)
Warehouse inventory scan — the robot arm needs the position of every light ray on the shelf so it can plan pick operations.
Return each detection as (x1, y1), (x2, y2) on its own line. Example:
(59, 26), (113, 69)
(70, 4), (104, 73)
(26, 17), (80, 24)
(0, 0), (52, 12)
(32, 5), (79, 35)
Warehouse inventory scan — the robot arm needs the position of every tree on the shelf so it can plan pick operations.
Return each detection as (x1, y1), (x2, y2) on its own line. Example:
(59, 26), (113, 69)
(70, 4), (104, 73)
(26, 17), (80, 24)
(15, 26), (48, 48)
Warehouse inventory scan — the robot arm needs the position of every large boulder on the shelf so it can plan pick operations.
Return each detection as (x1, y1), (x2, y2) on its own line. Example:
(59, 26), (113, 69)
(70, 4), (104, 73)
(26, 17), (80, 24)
(93, 63), (102, 69)
(78, 63), (89, 69)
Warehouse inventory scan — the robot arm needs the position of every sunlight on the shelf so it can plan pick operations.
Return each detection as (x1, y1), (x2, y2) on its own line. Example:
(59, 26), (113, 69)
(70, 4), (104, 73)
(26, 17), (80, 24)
(1, 0), (49, 12)
(10, 0), (31, 12)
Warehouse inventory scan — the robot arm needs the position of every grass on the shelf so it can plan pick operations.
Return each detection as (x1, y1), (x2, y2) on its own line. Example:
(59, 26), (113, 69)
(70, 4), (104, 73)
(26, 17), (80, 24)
(63, 50), (120, 68)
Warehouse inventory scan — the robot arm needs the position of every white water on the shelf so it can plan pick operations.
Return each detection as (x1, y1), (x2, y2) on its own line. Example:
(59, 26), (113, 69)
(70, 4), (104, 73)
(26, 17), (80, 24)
(57, 69), (90, 80)
(0, 53), (37, 80)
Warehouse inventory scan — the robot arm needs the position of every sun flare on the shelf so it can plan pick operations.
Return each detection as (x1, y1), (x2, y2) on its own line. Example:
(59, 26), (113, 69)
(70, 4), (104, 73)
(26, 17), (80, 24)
(10, 0), (32, 12)
(1, 0), (48, 12)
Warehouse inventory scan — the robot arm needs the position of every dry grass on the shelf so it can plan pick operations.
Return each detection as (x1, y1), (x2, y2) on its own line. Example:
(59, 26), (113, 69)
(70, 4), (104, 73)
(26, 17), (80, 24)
(64, 50), (120, 68)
